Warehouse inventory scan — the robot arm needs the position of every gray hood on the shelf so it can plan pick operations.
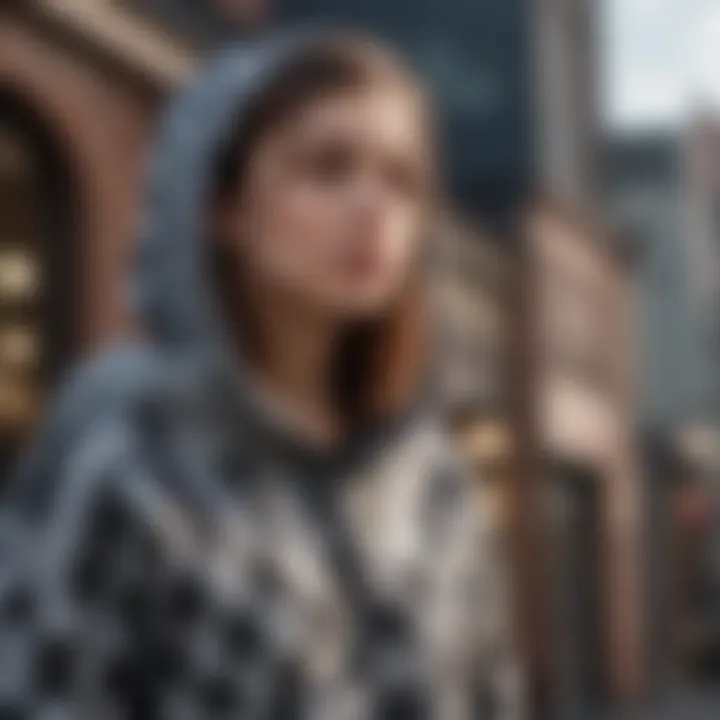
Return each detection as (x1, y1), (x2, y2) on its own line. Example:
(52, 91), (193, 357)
(133, 32), (315, 355)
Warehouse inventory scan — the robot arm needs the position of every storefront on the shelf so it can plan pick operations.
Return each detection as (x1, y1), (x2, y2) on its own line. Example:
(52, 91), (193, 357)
(671, 425), (720, 680)
(0, 93), (76, 472)
(515, 200), (641, 717)
(0, 1), (192, 478)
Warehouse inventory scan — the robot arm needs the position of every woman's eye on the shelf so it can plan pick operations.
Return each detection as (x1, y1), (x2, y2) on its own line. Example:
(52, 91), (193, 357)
(301, 143), (355, 184)
(383, 159), (425, 201)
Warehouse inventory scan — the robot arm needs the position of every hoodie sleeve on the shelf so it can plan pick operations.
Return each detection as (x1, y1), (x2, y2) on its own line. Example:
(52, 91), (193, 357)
(0, 409), (170, 718)
(426, 444), (526, 720)
(470, 498), (525, 720)
(0, 395), (282, 719)
(5, 344), (156, 522)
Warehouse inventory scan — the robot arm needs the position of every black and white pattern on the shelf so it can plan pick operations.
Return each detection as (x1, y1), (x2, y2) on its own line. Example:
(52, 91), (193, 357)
(0, 388), (520, 719)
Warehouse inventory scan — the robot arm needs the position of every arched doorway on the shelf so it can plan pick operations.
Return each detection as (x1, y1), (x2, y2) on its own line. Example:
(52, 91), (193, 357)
(0, 91), (77, 478)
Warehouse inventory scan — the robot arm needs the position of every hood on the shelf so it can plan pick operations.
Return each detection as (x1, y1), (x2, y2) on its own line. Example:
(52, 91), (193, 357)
(132, 31), (317, 356)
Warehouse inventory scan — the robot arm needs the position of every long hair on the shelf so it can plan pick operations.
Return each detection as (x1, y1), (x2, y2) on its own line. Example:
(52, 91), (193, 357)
(211, 33), (436, 427)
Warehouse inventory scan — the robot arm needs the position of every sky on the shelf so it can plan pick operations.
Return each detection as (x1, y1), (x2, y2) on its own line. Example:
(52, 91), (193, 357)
(603, 0), (720, 129)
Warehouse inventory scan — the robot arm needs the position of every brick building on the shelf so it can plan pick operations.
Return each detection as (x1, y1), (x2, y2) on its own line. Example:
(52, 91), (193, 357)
(0, 1), (193, 471)
(681, 117), (720, 478)
(514, 200), (641, 715)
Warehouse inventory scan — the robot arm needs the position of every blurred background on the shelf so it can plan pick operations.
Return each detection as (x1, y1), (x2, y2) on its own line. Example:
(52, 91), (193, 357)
(0, 1), (719, 718)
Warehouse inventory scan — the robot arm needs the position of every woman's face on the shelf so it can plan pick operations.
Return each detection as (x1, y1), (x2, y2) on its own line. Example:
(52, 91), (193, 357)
(224, 85), (430, 321)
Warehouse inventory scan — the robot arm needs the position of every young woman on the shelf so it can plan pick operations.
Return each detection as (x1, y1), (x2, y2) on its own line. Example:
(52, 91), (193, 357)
(1, 31), (521, 719)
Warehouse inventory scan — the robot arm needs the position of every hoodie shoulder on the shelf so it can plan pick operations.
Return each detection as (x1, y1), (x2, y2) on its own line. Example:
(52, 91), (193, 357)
(4, 342), (166, 520)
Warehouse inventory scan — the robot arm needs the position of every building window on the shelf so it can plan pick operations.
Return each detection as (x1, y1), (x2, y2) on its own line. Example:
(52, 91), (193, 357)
(0, 96), (75, 477)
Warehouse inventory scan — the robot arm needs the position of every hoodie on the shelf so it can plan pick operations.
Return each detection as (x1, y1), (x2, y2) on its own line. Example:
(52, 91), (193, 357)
(0, 33), (521, 720)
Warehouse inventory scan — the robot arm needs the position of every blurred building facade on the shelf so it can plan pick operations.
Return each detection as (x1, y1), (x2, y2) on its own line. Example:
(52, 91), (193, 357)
(675, 117), (720, 684)
(533, 0), (600, 210)
(518, 201), (640, 716)
(606, 136), (689, 433)
(520, 1), (642, 715)
(681, 118), (720, 477)
(606, 119), (720, 691)
(605, 134), (690, 689)
(0, 1), (193, 470)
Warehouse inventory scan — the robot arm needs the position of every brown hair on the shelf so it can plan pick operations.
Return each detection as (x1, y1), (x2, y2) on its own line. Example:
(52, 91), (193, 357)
(211, 32), (435, 427)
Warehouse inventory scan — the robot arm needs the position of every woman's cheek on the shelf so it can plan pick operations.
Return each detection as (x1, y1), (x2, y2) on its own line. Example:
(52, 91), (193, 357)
(387, 210), (418, 268)
(288, 185), (346, 255)
(255, 191), (336, 290)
